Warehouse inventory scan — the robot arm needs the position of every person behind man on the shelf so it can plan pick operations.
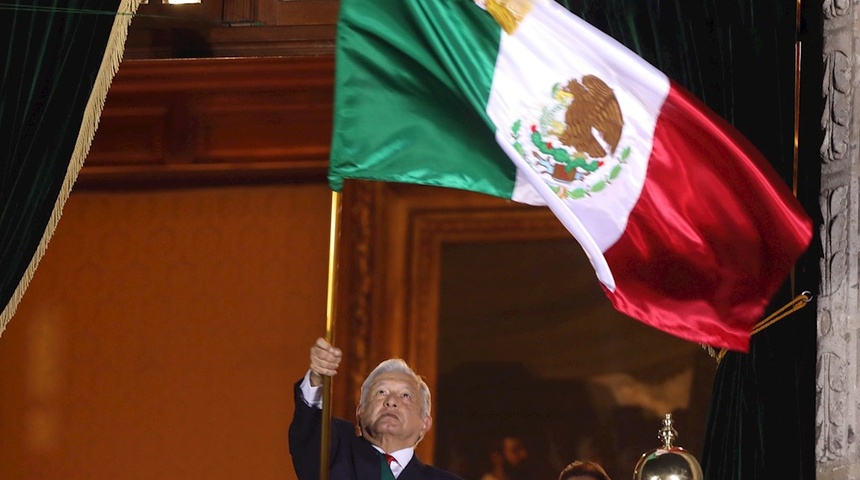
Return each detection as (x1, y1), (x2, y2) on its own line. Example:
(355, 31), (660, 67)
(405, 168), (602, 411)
(479, 434), (530, 480)
(557, 460), (611, 480)
(289, 337), (464, 480)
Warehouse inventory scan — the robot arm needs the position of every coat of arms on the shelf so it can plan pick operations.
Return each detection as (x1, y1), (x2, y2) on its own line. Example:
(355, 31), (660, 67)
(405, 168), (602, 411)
(511, 74), (631, 199)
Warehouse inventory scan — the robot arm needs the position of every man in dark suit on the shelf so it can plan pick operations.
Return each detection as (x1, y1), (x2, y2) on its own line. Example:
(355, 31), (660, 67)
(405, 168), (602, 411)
(290, 337), (463, 480)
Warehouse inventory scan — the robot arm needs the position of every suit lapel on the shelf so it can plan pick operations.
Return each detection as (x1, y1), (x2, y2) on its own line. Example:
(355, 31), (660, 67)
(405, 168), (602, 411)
(398, 455), (425, 480)
(354, 436), (382, 480)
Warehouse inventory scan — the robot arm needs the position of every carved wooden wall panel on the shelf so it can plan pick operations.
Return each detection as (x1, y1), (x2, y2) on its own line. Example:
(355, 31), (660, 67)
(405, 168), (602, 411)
(126, 0), (338, 58)
(82, 56), (334, 188)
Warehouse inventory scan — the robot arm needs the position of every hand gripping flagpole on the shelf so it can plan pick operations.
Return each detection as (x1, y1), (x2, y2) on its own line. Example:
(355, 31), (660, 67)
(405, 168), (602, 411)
(321, 190), (342, 480)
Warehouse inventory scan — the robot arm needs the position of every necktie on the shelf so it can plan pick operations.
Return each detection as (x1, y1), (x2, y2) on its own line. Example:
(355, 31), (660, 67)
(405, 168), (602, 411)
(379, 452), (397, 480)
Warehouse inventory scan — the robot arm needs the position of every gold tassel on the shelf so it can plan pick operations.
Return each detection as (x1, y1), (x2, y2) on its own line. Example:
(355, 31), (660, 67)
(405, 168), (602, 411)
(0, 0), (144, 337)
(701, 291), (813, 364)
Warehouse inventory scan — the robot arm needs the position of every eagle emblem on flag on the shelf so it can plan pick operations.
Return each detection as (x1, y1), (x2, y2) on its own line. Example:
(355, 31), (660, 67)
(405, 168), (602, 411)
(510, 75), (631, 199)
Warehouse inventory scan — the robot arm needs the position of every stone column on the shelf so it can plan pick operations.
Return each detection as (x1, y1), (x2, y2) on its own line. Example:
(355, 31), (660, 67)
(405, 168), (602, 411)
(817, 1), (858, 478)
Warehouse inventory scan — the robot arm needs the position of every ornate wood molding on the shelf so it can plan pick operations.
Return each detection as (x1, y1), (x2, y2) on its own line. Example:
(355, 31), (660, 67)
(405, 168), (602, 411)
(80, 56), (334, 189)
(125, 0), (338, 59)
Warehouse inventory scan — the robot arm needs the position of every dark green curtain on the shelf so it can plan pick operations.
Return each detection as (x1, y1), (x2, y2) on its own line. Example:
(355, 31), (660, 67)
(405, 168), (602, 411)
(558, 1), (819, 479)
(0, 0), (132, 332)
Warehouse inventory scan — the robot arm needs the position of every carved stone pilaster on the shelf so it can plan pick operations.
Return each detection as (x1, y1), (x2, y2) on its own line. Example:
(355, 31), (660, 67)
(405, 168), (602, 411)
(817, 1), (859, 478)
(824, 0), (850, 20)
(821, 49), (851, 163)
(817, 186), (852, 464)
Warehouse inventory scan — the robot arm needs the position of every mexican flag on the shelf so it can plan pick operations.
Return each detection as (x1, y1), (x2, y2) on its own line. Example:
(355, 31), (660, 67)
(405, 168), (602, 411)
(328, 0), (812, 351)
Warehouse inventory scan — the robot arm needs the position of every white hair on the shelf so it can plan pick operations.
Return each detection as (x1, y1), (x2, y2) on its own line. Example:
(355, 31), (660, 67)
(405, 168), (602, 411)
(360, 358), (432, 418)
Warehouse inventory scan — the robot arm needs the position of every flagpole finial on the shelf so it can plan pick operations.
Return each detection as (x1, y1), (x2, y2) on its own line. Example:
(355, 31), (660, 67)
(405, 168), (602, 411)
(633, 414), (703, 480)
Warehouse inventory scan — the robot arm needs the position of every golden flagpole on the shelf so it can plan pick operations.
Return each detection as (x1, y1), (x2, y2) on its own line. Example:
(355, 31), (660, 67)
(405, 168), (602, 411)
(790, 0), (802, 296)
(320, 190), (342, 480)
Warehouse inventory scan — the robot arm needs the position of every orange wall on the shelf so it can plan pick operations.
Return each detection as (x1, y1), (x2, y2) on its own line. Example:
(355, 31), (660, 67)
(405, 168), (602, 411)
(0, 183), (332, 480)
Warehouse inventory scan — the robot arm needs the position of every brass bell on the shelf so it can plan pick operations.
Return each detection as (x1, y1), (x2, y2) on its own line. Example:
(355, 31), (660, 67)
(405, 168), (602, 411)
(632, 413), (703, 480)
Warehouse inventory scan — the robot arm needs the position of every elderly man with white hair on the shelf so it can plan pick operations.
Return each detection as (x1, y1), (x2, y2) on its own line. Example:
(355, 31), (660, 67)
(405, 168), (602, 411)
(290, 337), (464, 480)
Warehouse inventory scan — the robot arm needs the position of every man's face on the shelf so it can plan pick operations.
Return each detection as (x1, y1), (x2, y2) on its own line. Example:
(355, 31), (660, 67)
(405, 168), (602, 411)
(502, 437), (529, 467)
(499, 437), (530, 480)
(357, 371), (432, 449)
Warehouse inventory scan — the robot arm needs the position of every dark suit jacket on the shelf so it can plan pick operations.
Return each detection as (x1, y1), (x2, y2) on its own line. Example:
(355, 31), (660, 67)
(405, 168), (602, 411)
(289, 380), (463, 480)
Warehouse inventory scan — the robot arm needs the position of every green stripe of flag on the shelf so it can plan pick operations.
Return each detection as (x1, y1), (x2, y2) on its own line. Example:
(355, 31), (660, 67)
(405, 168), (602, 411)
(328, 0), (518, 198)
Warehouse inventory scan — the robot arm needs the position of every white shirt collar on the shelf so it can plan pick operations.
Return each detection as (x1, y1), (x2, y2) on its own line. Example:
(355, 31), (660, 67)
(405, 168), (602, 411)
(371, 445), (414, 477)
